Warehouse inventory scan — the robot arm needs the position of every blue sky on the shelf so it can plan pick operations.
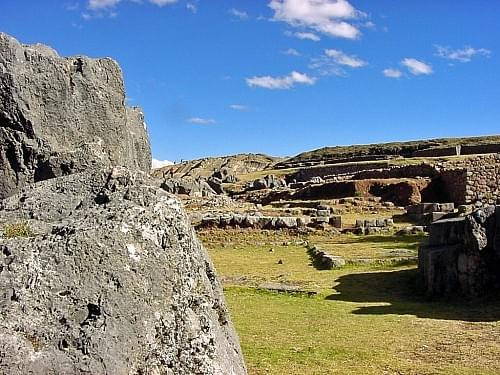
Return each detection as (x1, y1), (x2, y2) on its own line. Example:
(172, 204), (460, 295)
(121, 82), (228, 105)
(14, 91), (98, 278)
(1, 1), (499, 164)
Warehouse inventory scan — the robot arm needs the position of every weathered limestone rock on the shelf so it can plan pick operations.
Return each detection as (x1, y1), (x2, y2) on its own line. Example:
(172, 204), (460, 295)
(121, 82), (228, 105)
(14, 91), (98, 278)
(0, 33), (151, 199)
(0, 167), (246, 374)
(419, 206), (500, 297)
(247, 175), (286, 191)
(161, 177), (217, 197)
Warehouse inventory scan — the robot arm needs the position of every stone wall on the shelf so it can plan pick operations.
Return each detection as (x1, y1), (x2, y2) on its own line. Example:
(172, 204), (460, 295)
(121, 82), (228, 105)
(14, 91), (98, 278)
(463, 154), (500, 205)
(461, 144), (500, 155)
(412, 146), (460, 158)
(352, 164), (438, 180)
(289, 161), (389, 182)
(439, 154), (500, 205)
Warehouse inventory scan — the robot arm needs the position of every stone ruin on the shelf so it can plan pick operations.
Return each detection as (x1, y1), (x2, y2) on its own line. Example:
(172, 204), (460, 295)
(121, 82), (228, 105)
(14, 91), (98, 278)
(405, 202), (455, 225)
(196, 212), (342, 231)
(419, 205), (500, 297)
(0, 33), (246, 374)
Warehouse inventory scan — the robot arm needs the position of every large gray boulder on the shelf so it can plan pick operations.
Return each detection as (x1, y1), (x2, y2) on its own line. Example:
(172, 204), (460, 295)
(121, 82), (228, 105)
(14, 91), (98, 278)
(0, 167), (246, 374)
(0, 33), (151, 199)
(419, 206), (500, 297)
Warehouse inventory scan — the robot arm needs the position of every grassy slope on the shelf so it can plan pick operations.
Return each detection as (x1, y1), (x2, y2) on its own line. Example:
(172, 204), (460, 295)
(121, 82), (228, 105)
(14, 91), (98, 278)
(289, 135), (500, 163)
(200, 230), (500, 375)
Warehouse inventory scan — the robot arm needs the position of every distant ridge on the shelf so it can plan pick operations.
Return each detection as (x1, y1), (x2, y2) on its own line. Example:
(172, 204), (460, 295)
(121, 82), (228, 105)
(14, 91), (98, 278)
(278, 135), (500, 167)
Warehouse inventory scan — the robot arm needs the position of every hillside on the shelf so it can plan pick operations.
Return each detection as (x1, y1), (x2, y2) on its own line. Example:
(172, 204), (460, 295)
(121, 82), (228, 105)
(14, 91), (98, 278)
(280, 135), (500, 166)
(152, 153), (282, 179)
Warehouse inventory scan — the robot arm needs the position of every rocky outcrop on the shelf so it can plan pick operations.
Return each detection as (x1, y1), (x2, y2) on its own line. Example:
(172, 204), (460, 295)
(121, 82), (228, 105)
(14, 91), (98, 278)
(245, 175), (287, 191)
(161, 177), (218, 197)
(0, 33), (151, 199)
(152, 153), (280, 180)
(419, 206), (500, 297)
(0, 167), (246, 374)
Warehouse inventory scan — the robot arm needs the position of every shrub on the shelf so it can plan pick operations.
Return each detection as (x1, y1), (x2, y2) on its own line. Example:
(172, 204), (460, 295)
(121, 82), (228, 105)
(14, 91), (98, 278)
(3, 222), (33, 238)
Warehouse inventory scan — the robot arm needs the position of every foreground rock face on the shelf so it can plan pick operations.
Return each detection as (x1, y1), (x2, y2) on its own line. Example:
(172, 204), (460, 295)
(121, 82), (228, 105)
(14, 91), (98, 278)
(419, 206), (500, 297)
(0, 168), (246, 374)
(0, 33), (151, 199)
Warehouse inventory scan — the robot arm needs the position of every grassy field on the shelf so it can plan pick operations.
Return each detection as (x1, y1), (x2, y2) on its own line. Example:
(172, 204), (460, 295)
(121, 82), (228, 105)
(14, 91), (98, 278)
(199, 229), (500, 375)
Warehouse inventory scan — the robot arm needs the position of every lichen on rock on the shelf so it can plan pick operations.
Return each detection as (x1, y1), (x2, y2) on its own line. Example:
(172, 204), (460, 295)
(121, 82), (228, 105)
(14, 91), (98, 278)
(0, 168), (246, 374)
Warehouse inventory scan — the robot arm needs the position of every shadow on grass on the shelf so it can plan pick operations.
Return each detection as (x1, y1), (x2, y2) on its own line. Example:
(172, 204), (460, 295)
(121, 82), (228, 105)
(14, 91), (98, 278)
(326, 268), (500, 322)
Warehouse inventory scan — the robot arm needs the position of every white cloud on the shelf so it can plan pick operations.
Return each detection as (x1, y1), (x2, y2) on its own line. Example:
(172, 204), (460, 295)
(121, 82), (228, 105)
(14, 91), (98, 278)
(152, 158), (174, 169)
(246, 71), (316, 90)
(229, 8), (248, 19)
(401, 58), (433, 75)
(186, 3), (197, 13)
(292, 31), (320, 41)
(363, 21), (376, 29)
(324, 49), (366, 67)
(269, 0), (364, 39)
(282, 48), (301, 56)
(435, 45), (491, 63)
(187, 117), (217, 125)
(149, 0), (177, 6)
(383, 68), (403, 78)
(230, 104), (249, 111)
(88, 0), (120, 10)
(310, 49), (366, 76)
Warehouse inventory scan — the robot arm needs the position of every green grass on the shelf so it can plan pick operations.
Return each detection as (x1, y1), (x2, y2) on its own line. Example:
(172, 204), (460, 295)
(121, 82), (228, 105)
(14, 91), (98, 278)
(200, 229), (500, 375)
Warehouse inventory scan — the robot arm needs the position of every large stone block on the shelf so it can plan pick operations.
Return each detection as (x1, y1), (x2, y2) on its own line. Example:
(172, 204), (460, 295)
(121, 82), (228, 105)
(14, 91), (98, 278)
(428, 217), (466, 246)
(419, 205), (500, 297)
(418, 245), (461, 296)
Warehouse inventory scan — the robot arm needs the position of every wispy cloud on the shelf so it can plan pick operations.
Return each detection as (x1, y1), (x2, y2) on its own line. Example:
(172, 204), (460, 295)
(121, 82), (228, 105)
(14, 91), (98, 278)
(269, 0), (365, 39)
(187, 117), (217, 125)
(282, 48), (301, 56)
(401, 58), (433, 75)
(324, 49), (366, 67)
(310, 49), (366, 76)
(88, 0), (120, 10)
(186, 2), (197, 13)
(229, 8), (248, 19)
(383, 68), (403, 78)
(246, 71), (316, 90)
(87, 0), (176, 12)
(149, 0), (177, 6)
(362, 20), (376, 30)
(291, 31), (320, 41)
(435, 45), (491, 63)
(230, 104), (249, 111)
(152, 158), (174, 169)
